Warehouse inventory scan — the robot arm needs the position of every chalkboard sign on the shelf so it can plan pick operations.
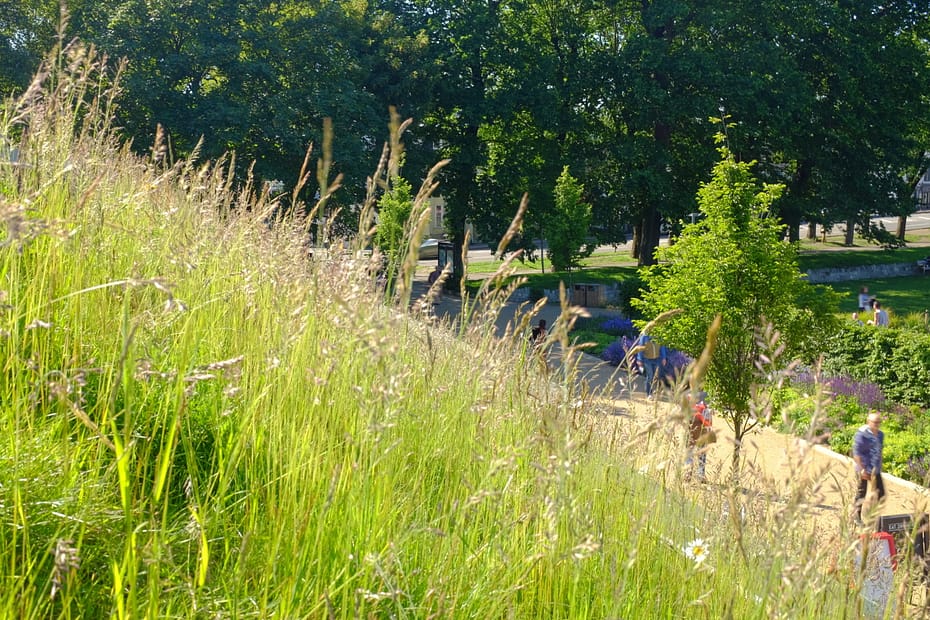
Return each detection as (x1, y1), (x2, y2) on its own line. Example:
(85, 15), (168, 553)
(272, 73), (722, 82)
(876, 513), (912, 535)
(876, 513), (930, 584)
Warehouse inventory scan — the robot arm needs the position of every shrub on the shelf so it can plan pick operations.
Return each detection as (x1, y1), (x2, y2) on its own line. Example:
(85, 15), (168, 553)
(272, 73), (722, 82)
(793, 372), (886, 410)
(615, 275), (645, 320)
(602, 335), (636, 367)
(822, 324), (930, 408)
(599, 315), (636, 337)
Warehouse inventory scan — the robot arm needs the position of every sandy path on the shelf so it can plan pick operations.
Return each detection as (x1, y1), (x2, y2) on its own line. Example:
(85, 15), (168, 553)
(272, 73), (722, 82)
(601, 392), (930, 537)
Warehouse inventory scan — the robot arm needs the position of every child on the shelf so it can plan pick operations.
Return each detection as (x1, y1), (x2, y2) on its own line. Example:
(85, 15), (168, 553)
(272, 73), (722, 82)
(684, 392), (715, 482)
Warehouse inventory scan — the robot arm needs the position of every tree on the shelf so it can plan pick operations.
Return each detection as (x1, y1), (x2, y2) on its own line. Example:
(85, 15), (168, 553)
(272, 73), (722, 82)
(374, 175), (413, 268)
(633, 141), (841, 466)
(548, 166), (593, 272)
(0, 0), (59, 96)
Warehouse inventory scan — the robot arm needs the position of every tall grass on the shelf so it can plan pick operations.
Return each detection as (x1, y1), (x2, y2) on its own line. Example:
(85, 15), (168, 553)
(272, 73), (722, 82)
(2, 43), (928, 618)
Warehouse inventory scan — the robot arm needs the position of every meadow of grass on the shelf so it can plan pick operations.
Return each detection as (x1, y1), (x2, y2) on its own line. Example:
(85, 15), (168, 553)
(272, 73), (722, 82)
(3, 45), (927, 618)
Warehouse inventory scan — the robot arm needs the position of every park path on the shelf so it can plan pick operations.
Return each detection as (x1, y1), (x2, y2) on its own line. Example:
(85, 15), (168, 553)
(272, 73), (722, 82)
(411, 275), (930, 532)
(564, 346), (930, 532)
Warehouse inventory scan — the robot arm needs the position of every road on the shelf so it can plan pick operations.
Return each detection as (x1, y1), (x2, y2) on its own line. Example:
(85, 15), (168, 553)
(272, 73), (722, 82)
(436, 212), (930, 264)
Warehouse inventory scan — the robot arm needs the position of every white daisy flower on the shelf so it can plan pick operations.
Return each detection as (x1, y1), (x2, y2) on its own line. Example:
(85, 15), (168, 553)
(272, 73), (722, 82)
(684, 538), (709, 565)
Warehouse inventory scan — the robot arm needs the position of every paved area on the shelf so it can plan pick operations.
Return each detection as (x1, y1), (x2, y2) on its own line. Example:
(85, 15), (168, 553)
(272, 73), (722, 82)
(408, 275), (930, 533)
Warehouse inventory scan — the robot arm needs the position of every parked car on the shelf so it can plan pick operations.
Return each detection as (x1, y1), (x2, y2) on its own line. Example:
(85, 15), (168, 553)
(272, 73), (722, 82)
(419, 238), (440, 260)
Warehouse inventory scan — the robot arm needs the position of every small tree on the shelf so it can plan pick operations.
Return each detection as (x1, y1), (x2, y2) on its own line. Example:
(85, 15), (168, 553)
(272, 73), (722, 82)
(633, 144), (840, 466)
(374, 176), (413, 266)
(548, 166), (594, 272)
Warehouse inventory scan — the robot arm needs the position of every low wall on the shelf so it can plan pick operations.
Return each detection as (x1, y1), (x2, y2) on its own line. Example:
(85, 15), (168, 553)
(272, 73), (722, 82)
(511, 282), (620, 306)
(507, 261), (922, 305)
(804, 262), (924, 283)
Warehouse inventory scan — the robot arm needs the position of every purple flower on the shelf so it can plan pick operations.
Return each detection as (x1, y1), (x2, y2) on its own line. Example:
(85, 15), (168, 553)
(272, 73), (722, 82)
(602, 335), (637, 366)
(599, 316), (636, 336)
(794, 373), (886, 409)
(663, 349), (693, 380)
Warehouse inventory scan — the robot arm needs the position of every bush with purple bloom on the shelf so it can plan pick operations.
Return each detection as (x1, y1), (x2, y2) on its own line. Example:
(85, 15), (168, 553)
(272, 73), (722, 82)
(602, 336), (637, 367)
(661, 348), (693, 382)
(599, 316), (636, 337)
(794, 372), (886, 409)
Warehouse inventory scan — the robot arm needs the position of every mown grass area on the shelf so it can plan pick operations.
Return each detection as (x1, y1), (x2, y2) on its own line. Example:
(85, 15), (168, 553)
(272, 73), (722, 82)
(2, 47), (922, 618)
(465, 248), (637, 275)
(826, 275), (930, 317)
(466, 234), (930, 299)
(465, 265), (640, 297)
(798, 244), (930, 271)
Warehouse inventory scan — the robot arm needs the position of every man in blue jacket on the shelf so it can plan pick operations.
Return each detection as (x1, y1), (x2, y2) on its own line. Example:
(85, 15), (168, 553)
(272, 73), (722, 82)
(853, 412), (885, 524)
(635, 333), (666, 400)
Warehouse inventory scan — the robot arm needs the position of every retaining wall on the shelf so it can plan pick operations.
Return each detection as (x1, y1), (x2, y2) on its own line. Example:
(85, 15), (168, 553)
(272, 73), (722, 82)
(803, 262), (926, 283)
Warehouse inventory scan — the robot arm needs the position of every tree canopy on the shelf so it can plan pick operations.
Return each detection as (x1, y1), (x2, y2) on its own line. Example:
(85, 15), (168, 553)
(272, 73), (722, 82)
(633, 141), (841, 457)
(2, 0), (928, 268)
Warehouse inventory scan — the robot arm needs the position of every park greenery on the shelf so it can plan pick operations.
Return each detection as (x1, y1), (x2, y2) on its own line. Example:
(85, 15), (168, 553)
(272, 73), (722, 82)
(547, 166), (595, 272)
(9, 45), (930, 618)
(633, 144), (842, 458)
(3, 1), (929, 276)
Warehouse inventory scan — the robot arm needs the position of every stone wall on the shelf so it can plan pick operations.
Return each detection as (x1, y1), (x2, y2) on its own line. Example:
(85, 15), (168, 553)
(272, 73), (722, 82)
(803, 262), (925, 283)
(507, 261), (925, 305)
(511, 282), (620, 306)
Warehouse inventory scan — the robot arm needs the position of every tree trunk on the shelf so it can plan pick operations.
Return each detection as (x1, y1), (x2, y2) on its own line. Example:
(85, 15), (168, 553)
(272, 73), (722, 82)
(631, 222), (642, 261)
(844, 218), (855, 246)
(638, 205), (661, 267)
(897, 215), (907, 240)
(807, 222), (817, 240)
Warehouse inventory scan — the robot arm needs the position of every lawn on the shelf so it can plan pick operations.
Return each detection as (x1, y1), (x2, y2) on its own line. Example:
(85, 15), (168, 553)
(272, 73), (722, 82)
(826, 275), (930, 316)
(797, 244), (930, 270)
(463, 241), (930, 352)
(464, 265), (640, 296)
(464, 248), (637, 276)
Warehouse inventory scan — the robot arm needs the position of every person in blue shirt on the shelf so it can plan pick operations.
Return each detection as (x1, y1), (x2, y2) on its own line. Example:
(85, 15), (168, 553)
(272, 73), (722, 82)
(853, 412), (885, 524)
(635, 333), (666, 400)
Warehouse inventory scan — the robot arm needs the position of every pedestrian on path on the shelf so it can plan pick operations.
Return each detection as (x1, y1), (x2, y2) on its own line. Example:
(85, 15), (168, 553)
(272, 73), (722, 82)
(530, 319), (548, 349)
(853, 412), (885, 524)
(635, 333), (665, 400)
(684, 391), (715, 482)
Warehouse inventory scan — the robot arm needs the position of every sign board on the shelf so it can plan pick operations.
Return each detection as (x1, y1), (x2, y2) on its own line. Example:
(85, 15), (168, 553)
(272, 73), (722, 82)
(876, 513), (912, 535)
(876, 513), (930, 585)
(858, 532), (896, 619)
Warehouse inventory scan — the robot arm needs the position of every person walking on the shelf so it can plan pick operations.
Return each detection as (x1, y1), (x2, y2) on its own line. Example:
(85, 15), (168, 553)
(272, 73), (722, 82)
(635, 333), (665, 400)
(530, 319), (548, 349)
(853, 412), (885, 525)
(684, 391), (715, 482)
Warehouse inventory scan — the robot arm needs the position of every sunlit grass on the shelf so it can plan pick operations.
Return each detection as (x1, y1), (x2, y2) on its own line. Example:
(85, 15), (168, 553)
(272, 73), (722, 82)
(825, 276), (930, 317)
(2, 43), (927, 618)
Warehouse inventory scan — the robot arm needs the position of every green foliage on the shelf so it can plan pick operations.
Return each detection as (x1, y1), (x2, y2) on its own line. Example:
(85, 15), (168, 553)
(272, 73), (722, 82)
(778, 386), (930, 483)
(823, 324), (930, 408)
(6, 45), (928, 618)
(374, 176), (413, 263)
(634, 146), (841, 448)
(547, 166), (594, 272)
